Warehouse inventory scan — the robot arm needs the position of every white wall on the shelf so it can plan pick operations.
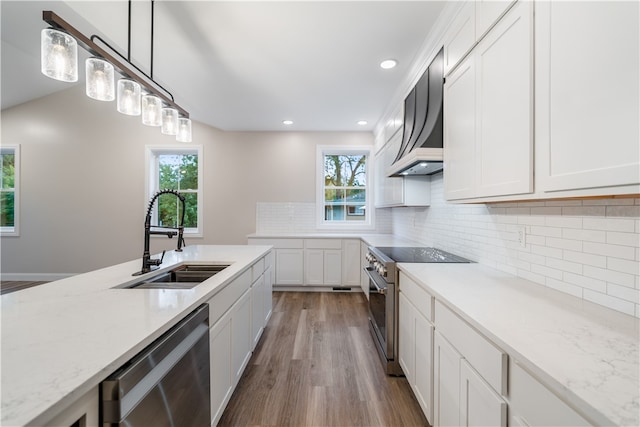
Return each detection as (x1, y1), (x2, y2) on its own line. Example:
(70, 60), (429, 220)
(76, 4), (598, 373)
(0, 86), (372, 277)
(392, 175), (640, 318)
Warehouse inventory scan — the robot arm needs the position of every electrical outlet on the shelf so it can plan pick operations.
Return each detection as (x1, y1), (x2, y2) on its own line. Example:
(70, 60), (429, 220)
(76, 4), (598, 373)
(517, 226), (526, 248)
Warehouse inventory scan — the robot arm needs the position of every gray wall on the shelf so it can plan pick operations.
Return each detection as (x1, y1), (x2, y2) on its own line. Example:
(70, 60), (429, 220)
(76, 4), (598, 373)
(0, 86), (372, 276)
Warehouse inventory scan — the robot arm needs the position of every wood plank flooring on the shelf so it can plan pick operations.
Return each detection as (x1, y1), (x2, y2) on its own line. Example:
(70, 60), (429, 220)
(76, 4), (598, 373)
(218, 291), (428, 427)
(0, 281), (48, 295)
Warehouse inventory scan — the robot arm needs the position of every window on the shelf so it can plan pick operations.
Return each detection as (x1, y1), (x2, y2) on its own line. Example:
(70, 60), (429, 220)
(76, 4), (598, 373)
(317, 146), (373, 229)
(146, 146), (203, 236)
(1, 146), (19, 236)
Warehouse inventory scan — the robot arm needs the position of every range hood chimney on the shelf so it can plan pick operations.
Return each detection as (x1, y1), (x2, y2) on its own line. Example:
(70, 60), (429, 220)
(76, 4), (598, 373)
(388, 47), (444, 177)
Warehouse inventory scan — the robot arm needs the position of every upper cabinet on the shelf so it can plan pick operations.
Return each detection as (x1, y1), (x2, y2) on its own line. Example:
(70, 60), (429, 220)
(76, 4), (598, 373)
(445, 0), (533, 200)
(535, 1), (640, 194)
(444, 0), (516, 75)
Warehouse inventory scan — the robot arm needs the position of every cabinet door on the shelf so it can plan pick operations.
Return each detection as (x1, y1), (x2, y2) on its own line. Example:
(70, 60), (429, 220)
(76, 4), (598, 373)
(231, 290), (252, 383)
(264, 266), (273, 324)
(536, 1), (640, 192)
(460, 360), (507, 427)
(475, 0), (514, 40)
(360, 241), (369, 298)
(444, 1), (476, 74)
(323, 249), (342, 286)
(304, 249), (324, 285)
(434, 331), (462, 427)
(251, 274), (265, 349)
(342, 239), (361, 287)
(210, 313), (232, 426)
(415, 313), (435, 424)
(475, 0), (533, 197)
(444, 55), (477, 200)
(385, 133), (405, 205)
(275, 249), (303, 285)
(398, 292), (415, 384)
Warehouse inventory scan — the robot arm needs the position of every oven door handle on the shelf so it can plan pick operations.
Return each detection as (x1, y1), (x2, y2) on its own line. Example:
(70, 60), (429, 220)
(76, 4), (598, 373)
(363, 266), (387, 295)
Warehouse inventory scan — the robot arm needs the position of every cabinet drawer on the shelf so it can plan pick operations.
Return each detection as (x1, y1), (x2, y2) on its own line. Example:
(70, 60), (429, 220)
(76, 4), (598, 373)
(248, 238), (303, 249)
(435, 301), (507, 395)
(251, 258), (265, 282)
(399, 272), (433, 321)
(304, 239), (342, 249)
(509, 360), (591, 426)
(208, 269), (251, 325)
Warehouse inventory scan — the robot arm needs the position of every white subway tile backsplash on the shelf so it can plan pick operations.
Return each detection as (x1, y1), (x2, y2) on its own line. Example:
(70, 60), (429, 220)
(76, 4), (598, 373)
(606, 231), (640, 247)
(607, 283), (640, 304)
(583, 290), (635, 316)
(583, 242), (636, 260)
(391, 175), (640, 318)
(583, 217), (635, 232)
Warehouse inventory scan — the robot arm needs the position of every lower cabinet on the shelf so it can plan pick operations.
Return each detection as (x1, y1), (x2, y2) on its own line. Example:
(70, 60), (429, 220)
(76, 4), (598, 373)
(398, 286), (434, 423)
(304, 248), (342, 286)
(275, 249), (304, 285)
(360, 240), (369, 297)
(342, 239), (361, 288)
(208, 255), (271, 426)
(434, 331), (463, 427)
(460, 359), (507, 426)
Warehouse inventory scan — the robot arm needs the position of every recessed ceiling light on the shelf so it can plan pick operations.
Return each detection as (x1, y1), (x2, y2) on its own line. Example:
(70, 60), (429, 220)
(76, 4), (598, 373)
(380, 59), (397, 69)
(282, 120), (293, 125)
(357, 120), (368, 126)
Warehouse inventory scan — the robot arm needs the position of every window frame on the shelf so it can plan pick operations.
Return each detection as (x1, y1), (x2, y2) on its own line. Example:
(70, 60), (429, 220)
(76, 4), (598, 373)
(145, 145), (203, 237)
(316, 145), (374, 231)
(1, 145), (20, 237)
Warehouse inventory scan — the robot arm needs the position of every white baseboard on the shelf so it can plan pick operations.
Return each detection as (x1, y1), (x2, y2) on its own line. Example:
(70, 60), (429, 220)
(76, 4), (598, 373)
(1, 273), (76, 281)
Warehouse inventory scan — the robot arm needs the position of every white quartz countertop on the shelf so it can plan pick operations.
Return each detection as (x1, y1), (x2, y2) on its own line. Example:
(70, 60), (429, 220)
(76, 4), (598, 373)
(248, 233), (423, 248)
(399, 263), (639, 426)
(0, 245), (271, 427)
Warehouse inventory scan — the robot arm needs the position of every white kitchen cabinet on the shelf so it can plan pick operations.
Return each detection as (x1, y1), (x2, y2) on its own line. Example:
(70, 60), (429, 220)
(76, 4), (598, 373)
(399, 272), (435, 424)
(342, 239), (361, 288)
(275, 249), (304, 285)
(250, 273), (265, 348)
(444, 0), (515, 75)
(360, 240), (369, 298)
(444, 1), (475, 75)
(535, 1), (640, 194)
(263, 265), (273, 325)
(43, 386), (99, 427)
(434, 331), (462, 427)
(445, 0), (533, 200)
(304, 239), (342, 286)
(231, 289), (252, 383)
(443, 55), (477, 200)
(460, 360), (507, 427)
(509, 360), (591, 426)
(210, 310), (232, 426)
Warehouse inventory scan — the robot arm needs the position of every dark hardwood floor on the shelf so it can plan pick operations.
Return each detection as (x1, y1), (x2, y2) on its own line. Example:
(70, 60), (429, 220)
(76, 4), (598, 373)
(218, 291), (428, 427)
(0, 281), (48, 295)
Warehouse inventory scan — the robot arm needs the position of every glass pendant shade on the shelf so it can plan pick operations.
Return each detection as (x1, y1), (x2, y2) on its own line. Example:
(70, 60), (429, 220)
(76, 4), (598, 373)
(176, 118), (192, 142)
(117, 79), (141, 115)
(41, 28), (78, 82)
(85, 58), (115, 101)
(142, 94), (162, 126)
(161, 108), (179, 135)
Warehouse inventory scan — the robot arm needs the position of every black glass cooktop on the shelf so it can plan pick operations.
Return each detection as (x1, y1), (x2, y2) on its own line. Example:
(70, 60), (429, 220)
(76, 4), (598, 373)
(376, 247), (471, 263)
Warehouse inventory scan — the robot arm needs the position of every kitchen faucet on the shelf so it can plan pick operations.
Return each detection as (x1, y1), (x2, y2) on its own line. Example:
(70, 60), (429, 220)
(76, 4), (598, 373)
(133, 189), (186, 276)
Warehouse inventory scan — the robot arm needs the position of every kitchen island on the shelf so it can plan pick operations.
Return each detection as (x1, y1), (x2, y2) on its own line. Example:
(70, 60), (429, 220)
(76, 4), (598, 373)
(1, 245), (271, 426)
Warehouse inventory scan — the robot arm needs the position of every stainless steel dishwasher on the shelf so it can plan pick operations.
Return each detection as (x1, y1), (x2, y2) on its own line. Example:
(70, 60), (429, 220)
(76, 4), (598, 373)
(101, 304), (210, 426)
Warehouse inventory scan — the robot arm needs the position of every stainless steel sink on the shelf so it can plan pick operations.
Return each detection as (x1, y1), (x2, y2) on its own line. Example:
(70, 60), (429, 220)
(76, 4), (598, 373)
(123, 264), (230, 289)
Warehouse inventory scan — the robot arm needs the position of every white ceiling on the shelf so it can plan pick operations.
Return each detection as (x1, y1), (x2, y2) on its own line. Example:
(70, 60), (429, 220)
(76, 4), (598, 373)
(1, 1), (446, 131)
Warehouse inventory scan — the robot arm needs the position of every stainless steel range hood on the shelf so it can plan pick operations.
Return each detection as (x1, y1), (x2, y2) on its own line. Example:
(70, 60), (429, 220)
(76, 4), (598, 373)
(388, 47), (444, 177)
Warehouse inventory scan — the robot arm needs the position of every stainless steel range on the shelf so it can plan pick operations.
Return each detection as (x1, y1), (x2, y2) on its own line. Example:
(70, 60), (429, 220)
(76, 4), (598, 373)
(364, 246), (471, 375)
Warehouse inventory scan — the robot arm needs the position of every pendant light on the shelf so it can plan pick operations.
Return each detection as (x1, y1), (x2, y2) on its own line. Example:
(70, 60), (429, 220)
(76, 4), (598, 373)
(85, 58), (115, 101)
(41, 28), (78, 82)
(176, 118), (192, 142)
(161, 107), (179, 135)
(142, 94), (162, 126)
(117, 79), (141, 115)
